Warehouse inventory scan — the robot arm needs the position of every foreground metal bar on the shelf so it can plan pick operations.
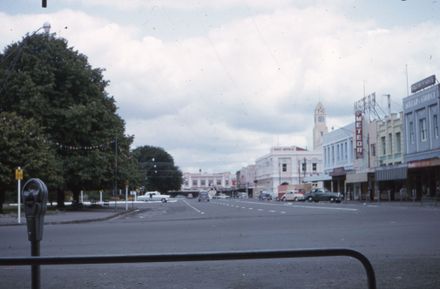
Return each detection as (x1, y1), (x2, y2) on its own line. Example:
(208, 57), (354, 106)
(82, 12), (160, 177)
(0, 248), (376, 289)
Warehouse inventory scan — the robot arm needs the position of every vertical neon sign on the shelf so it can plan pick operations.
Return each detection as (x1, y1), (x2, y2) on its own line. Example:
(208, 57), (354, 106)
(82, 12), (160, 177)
(355, 111), (363, 159)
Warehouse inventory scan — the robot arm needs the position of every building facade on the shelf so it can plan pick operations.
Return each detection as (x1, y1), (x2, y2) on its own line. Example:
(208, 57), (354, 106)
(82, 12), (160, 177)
(236, 164), (256, 197)
(322, 123), (355, 196)
(181, 171), (235, 192)
(374, 112), (407, 200)
(313, 102), (328, 150)
(255, 146), (323, 195)
(403, 80), (440, 200)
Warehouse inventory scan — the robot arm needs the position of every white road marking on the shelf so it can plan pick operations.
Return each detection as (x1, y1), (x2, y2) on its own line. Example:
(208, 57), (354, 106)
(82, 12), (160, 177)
(236, 200), (358, 212)
(182, 200), (204, 214)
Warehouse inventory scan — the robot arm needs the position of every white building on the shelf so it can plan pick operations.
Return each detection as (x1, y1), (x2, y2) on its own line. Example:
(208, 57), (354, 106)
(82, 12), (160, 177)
(255, 146), (323, 195)
(313, 102), (329, 150)
(181, 171), (235, 192)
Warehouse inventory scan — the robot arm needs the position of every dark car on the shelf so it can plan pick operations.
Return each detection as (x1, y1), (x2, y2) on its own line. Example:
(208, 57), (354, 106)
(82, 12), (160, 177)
(258, 191), (273, 201)
(198, 191), (210, 202)
(304, 188), (342, 203)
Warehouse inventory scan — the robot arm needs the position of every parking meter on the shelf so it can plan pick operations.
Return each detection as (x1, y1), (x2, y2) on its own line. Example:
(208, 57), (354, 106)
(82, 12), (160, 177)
(21, 178), (48, 289)
(22, 178), (48, 242)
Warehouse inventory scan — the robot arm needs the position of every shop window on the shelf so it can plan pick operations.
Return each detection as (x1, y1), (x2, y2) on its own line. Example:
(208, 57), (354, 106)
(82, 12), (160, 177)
(396, 132), (401, 153)
(434, 115), (439, 139)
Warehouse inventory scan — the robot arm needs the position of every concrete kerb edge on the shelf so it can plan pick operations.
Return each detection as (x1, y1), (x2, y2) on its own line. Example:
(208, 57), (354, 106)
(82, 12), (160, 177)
(0, 208), (137, 227)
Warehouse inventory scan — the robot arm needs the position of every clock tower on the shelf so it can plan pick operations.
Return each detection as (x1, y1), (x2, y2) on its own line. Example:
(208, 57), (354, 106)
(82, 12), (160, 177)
(313, 102), (328, 150)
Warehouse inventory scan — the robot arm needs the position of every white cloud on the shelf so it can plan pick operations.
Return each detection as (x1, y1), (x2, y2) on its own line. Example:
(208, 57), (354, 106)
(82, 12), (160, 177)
(2, 3), (440, 172)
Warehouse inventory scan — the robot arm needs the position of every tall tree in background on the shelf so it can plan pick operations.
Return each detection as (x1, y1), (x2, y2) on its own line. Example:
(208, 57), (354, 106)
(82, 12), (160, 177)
(132, 145), (182, 194)
(0, 112), (62, 212)
(0, 32), (136, 207)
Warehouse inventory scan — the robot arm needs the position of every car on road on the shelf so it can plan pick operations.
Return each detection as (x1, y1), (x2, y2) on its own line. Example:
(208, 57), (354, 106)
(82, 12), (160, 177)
(304, 188), (342, 203)
(280, 190), (305, 202)
(137, 191), (170, 203)
(198, 191), (210, 202)
(258, 191), (273, 201)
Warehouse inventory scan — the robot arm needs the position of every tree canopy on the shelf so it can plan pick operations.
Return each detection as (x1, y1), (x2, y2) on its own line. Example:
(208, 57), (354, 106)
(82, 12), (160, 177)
(0, 32), (139, 207)
(0, 112), (62, 212)
(132, 145), (182, 193)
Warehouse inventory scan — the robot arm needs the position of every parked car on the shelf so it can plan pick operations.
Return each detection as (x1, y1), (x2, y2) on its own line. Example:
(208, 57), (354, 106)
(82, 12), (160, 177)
(198, 191), (210, 202)
(304, 188), (342, 203)
(281, 190), (305, 201)
(258, 191), (273, 201)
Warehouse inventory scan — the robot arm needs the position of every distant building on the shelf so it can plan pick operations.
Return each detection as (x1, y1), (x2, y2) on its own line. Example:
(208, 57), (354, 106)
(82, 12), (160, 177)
(255, 146), (323, 195)
(236, 165), (256, 197)
(181, 171), (235, 192)
(313, 102), (328, 151)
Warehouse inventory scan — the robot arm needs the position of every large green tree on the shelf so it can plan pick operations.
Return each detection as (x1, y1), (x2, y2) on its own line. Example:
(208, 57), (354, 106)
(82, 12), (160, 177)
(132, 145), (182, 194)
(0, 112), (62, 212)
(0, 32), (136, 206)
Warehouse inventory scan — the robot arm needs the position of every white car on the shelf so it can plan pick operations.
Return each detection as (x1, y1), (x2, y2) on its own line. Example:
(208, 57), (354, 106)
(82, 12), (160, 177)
(281, 190), (305, 202)
(137, 191), (170, 203)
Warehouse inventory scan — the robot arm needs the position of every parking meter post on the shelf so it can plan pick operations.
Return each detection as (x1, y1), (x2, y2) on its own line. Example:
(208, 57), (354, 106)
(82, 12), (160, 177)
(18, 179), (21, 224)
(22, 178), (48, 289)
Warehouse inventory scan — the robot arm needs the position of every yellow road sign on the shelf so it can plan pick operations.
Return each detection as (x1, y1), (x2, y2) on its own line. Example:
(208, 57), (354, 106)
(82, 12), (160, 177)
(15, 168), (23, 180)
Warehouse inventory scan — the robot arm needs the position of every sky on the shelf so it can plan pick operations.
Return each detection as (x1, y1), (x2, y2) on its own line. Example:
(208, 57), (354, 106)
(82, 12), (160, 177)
(1, 0), (440, 173)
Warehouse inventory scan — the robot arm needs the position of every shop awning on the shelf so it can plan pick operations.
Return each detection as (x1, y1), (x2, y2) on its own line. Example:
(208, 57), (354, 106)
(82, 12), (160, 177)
(375, 166), (407, 181)
(346, 172), (368, 183)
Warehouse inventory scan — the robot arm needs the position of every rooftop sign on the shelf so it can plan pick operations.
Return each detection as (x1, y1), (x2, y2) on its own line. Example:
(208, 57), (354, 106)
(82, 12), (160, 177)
(411, 75), (436, 93)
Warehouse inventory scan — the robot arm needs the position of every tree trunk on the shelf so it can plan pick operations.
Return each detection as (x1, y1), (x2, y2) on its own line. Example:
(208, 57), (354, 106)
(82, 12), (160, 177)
(56, 189), (65, 209)
(0, 190), (4, 214)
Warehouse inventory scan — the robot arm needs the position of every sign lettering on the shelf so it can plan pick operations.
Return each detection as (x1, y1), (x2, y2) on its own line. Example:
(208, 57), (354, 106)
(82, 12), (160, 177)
(355, 111), (363, 159)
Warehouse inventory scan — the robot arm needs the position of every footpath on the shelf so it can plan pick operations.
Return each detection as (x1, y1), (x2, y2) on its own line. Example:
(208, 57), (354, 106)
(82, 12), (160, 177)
(0, 206), (135, 227)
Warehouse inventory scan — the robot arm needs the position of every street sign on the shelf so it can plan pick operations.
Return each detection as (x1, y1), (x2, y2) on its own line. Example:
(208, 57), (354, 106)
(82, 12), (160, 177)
(15, 168), (23, 180)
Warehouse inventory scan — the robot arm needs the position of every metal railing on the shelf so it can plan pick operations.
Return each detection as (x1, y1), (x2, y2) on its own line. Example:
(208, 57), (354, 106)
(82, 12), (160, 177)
(0, 248), (376, 289)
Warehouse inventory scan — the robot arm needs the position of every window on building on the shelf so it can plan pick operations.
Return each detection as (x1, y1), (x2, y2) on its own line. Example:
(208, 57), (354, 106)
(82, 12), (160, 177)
(302, 162), (306, 172)
(192, 180), (197, 186)
(331, 146), (335, 163)
(184, 180), (188, 186)
(201, 180), (206, 186)
(336, 144), (339, 161)
(312, 163), (317, 172)
(217, 180), (221, 186)
(381, 136), (386, 155)
(409, 121), (414, 144)
(420, 118), (427, 142)
(282, 163), (287, 172)
(371, 144), (376, 157)
(344, 142), (348, 160)
(396, 132), (401, 153)
(388, 133), (393, 155)
(208, 179), (213, 186)
(225, 180), (229, 186)
(434, 115), (439, 139)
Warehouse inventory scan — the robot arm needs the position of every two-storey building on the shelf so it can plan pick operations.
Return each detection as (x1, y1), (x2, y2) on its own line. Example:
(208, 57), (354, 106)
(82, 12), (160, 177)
(403, 76), (440, 200)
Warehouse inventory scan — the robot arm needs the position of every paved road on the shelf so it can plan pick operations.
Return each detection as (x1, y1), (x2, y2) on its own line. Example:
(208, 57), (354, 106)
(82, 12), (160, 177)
(1, 199), (440, 289)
